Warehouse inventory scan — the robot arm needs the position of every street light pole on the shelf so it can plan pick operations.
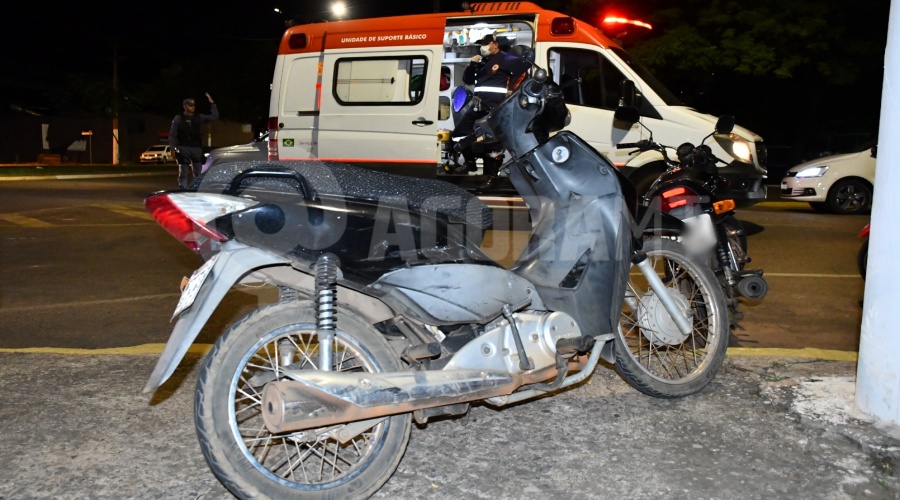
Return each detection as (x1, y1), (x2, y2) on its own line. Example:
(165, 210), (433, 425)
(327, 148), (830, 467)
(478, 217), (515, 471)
(112, 43), (120, 165)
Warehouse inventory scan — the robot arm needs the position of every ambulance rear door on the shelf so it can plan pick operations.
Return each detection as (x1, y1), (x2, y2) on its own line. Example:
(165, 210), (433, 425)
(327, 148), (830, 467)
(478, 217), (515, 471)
(316, 48), (443, 178)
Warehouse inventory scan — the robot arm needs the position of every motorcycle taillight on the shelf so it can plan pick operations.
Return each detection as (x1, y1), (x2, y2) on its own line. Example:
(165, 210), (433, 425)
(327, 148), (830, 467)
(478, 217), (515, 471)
(145, 192), (258, 253)
(660, 186), (698, 212)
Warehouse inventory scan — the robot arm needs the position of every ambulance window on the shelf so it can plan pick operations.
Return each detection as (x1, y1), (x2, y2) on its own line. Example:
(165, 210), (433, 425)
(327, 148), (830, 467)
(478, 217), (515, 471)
(334, 56), (428, 105)
(548, 48), (627, 111)
(438, 96), (451, 120)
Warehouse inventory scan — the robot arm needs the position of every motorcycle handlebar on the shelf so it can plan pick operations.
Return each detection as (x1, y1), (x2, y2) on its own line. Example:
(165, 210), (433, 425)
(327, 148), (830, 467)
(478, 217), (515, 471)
(616, 139), (653, 150)
(522, 68), (549, 97)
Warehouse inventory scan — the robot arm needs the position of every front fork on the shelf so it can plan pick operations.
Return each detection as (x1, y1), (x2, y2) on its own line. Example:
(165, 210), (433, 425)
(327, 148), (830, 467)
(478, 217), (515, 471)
(630, 252), (693, 335)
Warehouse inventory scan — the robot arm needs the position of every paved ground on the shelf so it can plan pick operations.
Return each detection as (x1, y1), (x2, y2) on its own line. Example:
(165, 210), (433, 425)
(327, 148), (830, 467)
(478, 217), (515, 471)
(1, 350), (898, 499)
(3, 165), (894, 498)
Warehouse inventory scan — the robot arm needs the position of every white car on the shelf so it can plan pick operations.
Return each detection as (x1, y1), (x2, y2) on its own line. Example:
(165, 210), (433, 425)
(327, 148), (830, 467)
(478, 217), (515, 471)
(139, 144), (174, 164)
(780, 145), (876, 214)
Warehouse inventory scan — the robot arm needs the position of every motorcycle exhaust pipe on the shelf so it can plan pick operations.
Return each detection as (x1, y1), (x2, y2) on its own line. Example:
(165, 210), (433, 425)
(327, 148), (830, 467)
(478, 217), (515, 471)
(261, 369), (524, 434)
(736, 275), (768, 300)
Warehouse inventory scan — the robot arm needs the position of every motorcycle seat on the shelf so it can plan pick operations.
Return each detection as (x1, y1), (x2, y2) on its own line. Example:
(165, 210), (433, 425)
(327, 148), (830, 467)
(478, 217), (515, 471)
(198, 160), (494, 232)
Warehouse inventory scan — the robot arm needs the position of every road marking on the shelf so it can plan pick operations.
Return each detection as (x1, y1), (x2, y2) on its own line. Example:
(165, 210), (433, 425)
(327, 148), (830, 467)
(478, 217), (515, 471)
(0, 293), (180, 313)
(0, 213), (55, 227)
(0, 203), (154, 227)
(0, 172), (171, 182)
(93, 203), (154, 221)
(765, 272), (860, 278)
(0, 344), (858, 362)
(753, 201), (809, 209)
(727, 347), (858, 362)
(0, 344), (211, 356)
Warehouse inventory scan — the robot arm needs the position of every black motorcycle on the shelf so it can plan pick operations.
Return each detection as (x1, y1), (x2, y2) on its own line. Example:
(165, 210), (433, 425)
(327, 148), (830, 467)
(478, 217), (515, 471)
(141, 68), (729, 499)
(614, 105), (768, 331)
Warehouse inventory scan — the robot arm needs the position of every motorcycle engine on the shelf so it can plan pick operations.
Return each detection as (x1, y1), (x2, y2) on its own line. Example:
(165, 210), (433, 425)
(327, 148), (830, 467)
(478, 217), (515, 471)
(443, 311), (582, 374)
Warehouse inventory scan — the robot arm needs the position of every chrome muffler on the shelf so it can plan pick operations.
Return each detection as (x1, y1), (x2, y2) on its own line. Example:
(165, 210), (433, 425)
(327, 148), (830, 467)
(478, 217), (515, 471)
(261, 369), (524, 433)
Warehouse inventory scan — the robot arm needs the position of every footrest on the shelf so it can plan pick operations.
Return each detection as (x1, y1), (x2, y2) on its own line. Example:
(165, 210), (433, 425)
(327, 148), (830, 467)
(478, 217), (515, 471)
(556, 335), (596, 355)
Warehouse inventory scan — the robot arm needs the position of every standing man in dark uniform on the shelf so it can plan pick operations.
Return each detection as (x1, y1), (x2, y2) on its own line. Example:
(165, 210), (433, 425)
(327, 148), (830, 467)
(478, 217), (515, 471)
(450, 33), (530, 190)
(169, 92), (219, 189)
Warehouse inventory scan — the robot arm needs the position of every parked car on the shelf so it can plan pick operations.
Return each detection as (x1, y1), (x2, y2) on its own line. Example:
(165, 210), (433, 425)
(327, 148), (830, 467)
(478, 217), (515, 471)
(781, 145), (876, 215)
(201, 133), (268, 173)
(139, 144), (175, 164)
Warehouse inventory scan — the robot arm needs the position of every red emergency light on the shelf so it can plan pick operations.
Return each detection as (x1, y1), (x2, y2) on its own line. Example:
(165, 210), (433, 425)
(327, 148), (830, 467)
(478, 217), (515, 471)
(601, 16), (652, 30)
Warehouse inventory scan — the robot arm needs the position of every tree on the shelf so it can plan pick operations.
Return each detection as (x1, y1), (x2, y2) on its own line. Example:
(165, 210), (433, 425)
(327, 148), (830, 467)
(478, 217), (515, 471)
(543, 0), (888, 161)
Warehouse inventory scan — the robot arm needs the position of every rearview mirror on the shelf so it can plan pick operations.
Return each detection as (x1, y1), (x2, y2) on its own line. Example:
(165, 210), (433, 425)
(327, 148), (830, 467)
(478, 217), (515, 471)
(715, 116), (735, 135)
(614, 79), (640, 124)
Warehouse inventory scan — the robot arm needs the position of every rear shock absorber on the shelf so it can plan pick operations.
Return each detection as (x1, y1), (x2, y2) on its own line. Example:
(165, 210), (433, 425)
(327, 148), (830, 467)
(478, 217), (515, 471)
(315, 253), (339, 371)
(714, 224), (736, 287)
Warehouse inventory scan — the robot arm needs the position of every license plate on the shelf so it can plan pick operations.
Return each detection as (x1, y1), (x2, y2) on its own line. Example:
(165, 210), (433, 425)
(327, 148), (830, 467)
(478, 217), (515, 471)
(172, 254), (219, 320)
(781, 182), (787, 190)
(680, 213), (717, 255)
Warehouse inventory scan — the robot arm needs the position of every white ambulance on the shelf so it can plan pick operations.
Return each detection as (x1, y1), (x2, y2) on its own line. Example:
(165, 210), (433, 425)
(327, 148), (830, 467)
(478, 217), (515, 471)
(266, 1), (767, 206)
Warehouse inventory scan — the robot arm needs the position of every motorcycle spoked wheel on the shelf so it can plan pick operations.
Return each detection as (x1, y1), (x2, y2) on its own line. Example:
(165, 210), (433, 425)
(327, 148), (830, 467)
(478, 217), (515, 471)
(194, 300), (411, 499)
(616, 237), (729, 398)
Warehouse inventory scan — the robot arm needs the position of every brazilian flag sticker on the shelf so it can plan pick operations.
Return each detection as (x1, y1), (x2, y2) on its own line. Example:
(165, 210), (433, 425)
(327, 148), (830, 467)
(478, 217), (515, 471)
(282, 138), (295, 147)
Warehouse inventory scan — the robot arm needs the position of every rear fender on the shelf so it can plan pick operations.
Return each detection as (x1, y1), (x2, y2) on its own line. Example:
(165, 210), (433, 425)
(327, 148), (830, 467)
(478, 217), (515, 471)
(635, 206), (686, 237)
(859, 224), (870, 240)
(143, 241), (290, 393)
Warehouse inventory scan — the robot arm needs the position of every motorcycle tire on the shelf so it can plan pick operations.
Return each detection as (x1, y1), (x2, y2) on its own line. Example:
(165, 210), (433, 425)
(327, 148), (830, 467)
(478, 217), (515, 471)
(615, 237), (729, 398)
(194, 300), (411, 500)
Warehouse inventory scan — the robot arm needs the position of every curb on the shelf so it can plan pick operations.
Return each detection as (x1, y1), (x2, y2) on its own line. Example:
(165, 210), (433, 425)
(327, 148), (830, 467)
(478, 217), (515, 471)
(0, 171), (172, 182)
(0, 344), (858, 361)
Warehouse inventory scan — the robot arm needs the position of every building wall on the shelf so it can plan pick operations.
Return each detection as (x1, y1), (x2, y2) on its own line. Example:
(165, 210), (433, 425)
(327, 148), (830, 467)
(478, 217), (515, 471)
(0, 113), (253, 164)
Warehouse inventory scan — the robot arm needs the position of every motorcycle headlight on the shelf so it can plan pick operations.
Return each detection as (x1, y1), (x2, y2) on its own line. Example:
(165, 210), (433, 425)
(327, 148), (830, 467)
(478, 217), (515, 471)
(714, 134), (753, 164)
(795, 166), (829, 178)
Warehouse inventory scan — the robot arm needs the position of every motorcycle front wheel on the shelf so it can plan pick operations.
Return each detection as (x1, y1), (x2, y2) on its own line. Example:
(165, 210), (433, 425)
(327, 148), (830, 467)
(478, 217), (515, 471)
(615, 237), (729, 398)
(194, 300), (411, 499)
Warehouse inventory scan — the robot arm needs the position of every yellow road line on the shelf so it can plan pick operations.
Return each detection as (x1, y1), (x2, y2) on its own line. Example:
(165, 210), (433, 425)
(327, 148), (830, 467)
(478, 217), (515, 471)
(727, 347), (858, 362)
(765, 272), (859, 278)
(0, 213), (54, 227)
(0, 344), (858, 362)
(92, 203), (154, 221)
(0, 344), (211, 356)
(753, 201), (808, 209)
(0, 293), (180, 313)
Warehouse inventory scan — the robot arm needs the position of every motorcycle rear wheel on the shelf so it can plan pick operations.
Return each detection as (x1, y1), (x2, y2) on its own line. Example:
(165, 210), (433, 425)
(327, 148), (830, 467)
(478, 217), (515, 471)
(194, 300), (411, 499)
(615, 237), (729, 398)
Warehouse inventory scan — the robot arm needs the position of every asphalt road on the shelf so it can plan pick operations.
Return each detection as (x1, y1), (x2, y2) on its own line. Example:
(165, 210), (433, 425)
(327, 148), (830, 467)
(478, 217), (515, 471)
(0, 175), (868, 353)
(0, 173), (885, 500)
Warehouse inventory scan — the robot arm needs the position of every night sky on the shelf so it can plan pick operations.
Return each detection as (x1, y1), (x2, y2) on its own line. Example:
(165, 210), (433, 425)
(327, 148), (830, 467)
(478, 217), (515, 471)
(4, 0), (891, 163)
(9, 1), (446, 82)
